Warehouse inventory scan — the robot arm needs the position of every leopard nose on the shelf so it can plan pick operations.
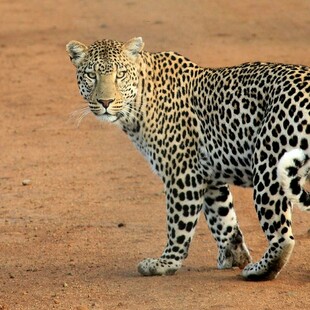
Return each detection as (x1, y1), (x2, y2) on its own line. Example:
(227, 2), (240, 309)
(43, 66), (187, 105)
(97, 99), (114, 108)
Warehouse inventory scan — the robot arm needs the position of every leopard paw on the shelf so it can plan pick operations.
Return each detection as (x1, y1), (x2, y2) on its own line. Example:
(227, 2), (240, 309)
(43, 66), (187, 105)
(137, 258), (181, 276)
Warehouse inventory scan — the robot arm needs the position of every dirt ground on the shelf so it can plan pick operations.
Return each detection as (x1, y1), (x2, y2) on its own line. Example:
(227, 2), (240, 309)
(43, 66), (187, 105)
(0, 0), (310, 309)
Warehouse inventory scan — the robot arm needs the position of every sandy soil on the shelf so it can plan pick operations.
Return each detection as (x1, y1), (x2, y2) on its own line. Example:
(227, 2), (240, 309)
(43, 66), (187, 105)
(0, 0), (310, 309)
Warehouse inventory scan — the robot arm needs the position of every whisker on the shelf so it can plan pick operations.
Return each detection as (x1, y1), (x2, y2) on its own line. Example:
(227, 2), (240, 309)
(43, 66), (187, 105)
(121, 105), (143, 120)
(68, 106), (91, 127)
(121, 107), (136, 122)
(127, 105), (143, 116)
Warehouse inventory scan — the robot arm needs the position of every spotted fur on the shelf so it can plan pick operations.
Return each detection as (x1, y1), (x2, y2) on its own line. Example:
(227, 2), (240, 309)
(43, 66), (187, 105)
(66, 37), (310, 281)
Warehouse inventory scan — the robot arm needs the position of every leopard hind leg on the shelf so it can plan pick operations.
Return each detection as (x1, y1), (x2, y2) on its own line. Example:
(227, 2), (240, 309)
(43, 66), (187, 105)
(242, 151), (297, 281)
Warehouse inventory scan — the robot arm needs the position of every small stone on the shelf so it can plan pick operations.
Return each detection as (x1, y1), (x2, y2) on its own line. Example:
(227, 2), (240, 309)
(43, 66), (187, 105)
(63, 282), (68, 288)
(22, 179), (31, 186)
(76, 306), (89, 310)
(118, 223), (125, 228)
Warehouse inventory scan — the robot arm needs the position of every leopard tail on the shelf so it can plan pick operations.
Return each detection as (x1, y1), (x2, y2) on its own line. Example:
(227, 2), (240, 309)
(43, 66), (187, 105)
(278, 149), (310, 211)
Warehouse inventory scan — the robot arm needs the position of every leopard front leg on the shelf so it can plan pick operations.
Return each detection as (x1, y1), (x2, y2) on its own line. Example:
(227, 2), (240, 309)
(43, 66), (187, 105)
(203, 184), (252, 269)
(137, 173), (205, 276)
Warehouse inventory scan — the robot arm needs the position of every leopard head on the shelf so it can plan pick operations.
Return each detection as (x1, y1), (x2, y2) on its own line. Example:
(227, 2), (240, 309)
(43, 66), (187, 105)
(66, 37), (144, 123)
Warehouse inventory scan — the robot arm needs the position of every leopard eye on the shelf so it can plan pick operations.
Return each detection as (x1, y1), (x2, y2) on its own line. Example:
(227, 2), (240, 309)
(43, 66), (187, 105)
(116, 70), (127, 79)
(85, 72), (96, 80)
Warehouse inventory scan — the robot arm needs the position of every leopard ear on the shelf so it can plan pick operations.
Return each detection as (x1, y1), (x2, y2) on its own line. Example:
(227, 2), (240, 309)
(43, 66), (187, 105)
(66, 40), (88, 67)
(123, 37), (144, 61)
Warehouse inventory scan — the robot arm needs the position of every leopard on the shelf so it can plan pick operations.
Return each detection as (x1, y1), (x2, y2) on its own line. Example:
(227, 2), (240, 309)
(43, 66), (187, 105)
(66, 37), (310, 281)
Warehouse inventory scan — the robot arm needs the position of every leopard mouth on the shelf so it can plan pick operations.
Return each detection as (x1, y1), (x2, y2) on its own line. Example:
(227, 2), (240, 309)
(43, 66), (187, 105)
(94, 110), (122, 123)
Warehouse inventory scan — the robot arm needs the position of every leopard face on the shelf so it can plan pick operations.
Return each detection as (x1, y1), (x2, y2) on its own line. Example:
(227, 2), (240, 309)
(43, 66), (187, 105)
(66, 38), (144, 123)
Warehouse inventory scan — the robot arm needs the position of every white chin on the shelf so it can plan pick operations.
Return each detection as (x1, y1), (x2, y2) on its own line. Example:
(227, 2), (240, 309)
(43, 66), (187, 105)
(96, 114), (119, 123)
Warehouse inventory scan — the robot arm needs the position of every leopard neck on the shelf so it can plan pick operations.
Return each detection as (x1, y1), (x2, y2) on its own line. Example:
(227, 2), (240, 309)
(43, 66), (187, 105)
(118, 51), (201, 155)
(117, 52), (156, 153)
